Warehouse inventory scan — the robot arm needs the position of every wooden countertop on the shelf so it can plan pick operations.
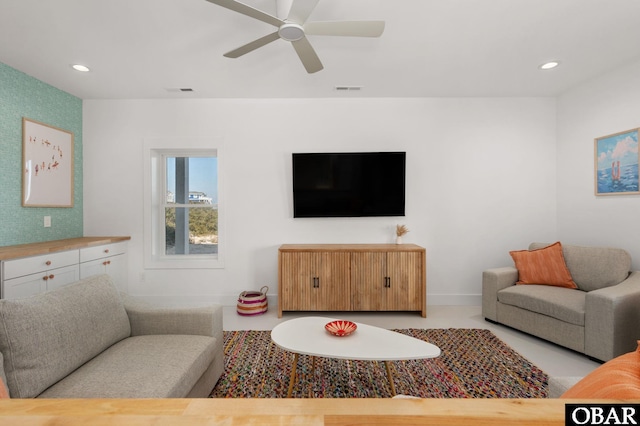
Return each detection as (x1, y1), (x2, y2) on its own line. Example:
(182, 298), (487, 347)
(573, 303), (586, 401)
(0, 236), (131, 261)
(0, 398), (608, 425)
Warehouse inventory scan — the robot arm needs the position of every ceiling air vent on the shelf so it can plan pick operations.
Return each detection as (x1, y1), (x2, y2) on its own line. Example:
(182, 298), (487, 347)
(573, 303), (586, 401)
(335, 86), (362, 92)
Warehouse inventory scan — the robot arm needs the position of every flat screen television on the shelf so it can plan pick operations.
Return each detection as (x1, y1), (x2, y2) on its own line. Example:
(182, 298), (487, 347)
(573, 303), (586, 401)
(292, 152), (406, 218)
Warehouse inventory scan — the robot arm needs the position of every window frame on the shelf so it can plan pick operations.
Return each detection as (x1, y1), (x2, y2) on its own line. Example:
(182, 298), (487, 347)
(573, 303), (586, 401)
(144, 140), (223, 270)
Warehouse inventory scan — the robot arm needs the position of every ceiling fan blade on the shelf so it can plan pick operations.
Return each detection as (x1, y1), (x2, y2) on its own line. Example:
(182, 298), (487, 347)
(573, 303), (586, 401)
(287, 0), (319, 24)
(223, 32), (281, 58)
(206, 0), (285, 27)
(304, 20), (385, 37)
(291, 37), (323, 73)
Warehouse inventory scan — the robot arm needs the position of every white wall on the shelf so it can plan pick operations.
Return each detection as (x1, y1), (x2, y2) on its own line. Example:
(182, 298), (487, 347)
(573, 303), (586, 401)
(557, 59), (640, 270)
(83, 97), (557, 307)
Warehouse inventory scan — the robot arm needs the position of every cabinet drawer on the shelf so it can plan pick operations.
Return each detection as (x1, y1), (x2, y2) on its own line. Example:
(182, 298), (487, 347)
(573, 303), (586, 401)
(80, 242), (127, 263)
(2, 264), (79, 300)
(4, 250), (79, 280)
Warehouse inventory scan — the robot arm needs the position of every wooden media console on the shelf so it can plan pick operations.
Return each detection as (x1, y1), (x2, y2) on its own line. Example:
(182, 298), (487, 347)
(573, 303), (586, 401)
(278, 244), (426, 317)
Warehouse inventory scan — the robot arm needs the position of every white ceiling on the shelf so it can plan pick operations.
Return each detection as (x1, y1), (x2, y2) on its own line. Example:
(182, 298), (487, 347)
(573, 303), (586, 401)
(1, 0), (640, 100)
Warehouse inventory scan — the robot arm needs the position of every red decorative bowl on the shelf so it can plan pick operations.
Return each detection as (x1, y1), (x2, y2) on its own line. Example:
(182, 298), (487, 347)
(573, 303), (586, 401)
(325, 320), (357, 337)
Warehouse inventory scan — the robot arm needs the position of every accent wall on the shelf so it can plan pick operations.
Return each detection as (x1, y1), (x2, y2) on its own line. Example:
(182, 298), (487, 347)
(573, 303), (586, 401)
(0, 62), (83, 246)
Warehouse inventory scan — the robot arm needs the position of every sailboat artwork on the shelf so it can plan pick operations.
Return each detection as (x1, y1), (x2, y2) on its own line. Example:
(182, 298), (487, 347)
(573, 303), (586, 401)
(595, 128), (639, 196)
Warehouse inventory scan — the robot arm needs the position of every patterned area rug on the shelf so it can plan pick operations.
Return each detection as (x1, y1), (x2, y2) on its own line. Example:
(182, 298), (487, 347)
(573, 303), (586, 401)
(209, 328), (548, 398)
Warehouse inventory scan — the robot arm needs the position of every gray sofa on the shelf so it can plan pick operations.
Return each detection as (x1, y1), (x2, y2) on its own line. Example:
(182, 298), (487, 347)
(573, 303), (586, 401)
(0, 274), (224, 398)
(483, 242), (640, 362)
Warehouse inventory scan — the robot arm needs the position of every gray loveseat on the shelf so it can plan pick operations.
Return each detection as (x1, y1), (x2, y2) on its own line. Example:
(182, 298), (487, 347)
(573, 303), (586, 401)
(483, 242), (640, 362)
(0, 274), (223, 398)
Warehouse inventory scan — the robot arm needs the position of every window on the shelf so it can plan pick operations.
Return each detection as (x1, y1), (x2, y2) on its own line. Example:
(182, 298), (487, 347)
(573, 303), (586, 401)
(145, 145), (222, 269)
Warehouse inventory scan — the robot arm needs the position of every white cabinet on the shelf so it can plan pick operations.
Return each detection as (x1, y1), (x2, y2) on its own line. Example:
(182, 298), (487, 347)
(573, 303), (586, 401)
(0, 237), (129, 300)
(79, 241), (128, 292)
(2, 251), (80, 299)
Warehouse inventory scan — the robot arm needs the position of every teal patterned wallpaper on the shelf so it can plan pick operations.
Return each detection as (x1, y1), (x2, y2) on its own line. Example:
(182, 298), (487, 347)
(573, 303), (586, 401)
(0, 62), (83, 247)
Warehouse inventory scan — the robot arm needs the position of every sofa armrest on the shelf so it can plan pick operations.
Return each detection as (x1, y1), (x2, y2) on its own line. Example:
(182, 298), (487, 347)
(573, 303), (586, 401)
(585, 271), (640, 361)
(122, 295), (223, 344)
(482, 267), (518, 321)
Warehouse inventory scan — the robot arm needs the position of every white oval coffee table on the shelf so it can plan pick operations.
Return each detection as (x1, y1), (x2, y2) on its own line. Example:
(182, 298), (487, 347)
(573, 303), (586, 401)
(270, 316), (441, 397)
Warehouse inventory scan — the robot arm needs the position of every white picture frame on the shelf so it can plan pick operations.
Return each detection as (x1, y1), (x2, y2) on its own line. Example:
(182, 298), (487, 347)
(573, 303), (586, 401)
(22, 117), (74, 207)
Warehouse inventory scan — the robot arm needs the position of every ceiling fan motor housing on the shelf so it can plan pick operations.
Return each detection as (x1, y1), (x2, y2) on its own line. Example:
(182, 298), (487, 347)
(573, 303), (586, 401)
(279, 23), (305, 41)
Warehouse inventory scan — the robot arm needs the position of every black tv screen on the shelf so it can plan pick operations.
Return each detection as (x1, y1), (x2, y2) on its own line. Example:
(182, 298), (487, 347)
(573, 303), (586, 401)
(292, 152), (406, 218)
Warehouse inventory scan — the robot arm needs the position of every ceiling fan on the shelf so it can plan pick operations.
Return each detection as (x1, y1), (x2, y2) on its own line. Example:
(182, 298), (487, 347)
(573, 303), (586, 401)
(205, 0), (385, 73)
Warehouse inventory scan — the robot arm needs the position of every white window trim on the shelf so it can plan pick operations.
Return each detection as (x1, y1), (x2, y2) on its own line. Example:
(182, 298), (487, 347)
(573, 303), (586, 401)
(143, 139), (224, 269)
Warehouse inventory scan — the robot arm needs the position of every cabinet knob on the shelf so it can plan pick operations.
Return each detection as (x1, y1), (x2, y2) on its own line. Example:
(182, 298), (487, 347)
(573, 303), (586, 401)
(103, 260), (111, 266)
(49, 274), (55, 280)
(104, 249), (110, 253)
(42, 275), (48, 281)
(45, 260), (52, 266)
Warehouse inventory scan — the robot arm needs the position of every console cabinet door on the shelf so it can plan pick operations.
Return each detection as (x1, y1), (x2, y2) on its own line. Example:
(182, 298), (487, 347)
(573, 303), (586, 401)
(280, 251), (350, 311)
(351, 252), (386, 311)
(314, 252), (350, 311)
(280, 251), (314, 311)
(385, 252), (423, 311)
(351, 251), (423, 311)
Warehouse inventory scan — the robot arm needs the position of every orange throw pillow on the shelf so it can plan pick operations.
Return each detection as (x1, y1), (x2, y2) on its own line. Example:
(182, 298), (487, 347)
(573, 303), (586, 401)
(0, 377), (9, 399)
(561, 341), (640, 398)
(509, 242), (577, 289)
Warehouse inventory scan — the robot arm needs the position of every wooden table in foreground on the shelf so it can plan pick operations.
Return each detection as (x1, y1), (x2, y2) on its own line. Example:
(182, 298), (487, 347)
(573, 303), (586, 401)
(2, 398), (636, 426)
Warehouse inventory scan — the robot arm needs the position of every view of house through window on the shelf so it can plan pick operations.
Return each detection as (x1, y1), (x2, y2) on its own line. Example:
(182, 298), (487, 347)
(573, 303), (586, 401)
(164, 156), (218, 256)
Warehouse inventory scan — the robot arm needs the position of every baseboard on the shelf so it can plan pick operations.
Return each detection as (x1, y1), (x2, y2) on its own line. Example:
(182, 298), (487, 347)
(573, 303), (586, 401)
(427, 294), (482, 306)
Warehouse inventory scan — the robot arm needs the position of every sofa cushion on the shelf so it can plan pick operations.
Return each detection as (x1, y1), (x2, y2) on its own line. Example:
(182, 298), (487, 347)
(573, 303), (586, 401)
(561, 341), (640, 398)
(529, 243), (631, 292)
(510, 242), (577, 289)
(0, 274), (131, 398)
(37, 334), (217, 398)
(498, 285), (586, 326)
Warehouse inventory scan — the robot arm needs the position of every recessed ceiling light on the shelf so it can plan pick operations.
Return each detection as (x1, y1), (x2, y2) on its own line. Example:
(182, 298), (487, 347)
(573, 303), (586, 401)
(71, 64), (90, 72)
(539, 61), (560, 70)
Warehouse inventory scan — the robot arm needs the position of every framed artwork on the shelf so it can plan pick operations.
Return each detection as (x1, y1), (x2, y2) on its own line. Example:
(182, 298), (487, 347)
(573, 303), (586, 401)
(22, 118), (74, 207)
(594, 128), (639, 196)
